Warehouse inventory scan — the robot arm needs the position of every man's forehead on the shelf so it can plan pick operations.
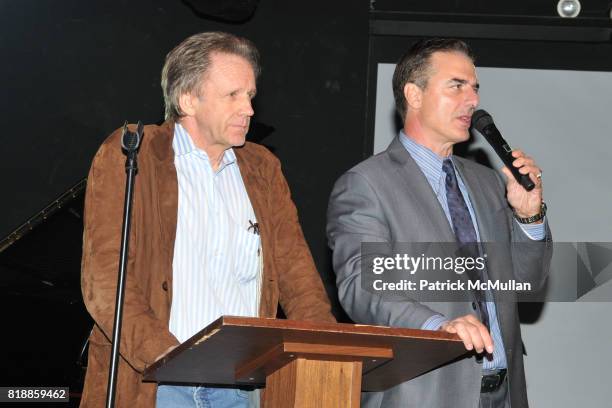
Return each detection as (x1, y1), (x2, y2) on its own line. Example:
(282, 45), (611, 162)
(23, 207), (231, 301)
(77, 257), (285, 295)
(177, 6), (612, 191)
(209, 52), (254, 72)
(429, 51), (477, 80)
(201, 52), (256, 87)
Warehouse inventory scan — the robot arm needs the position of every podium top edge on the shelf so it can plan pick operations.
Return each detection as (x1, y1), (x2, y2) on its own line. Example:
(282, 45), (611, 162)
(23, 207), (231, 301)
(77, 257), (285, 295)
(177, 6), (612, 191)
(207, 315), (459, 342)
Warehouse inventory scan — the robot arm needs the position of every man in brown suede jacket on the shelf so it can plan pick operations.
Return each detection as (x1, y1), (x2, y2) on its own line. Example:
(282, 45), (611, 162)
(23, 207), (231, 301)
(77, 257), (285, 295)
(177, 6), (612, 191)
(80, 32), (335, 407)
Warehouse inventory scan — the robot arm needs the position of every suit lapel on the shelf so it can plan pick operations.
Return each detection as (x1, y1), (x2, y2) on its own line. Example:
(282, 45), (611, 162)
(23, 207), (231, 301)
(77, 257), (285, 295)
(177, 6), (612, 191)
(387, 137), (474, 290)
(234, 147), (273, 318)
(387, 137), (456, 242)
(453, 158), (496, 243)
(234, 148), (265, 229)
(150, 122), (178, 262)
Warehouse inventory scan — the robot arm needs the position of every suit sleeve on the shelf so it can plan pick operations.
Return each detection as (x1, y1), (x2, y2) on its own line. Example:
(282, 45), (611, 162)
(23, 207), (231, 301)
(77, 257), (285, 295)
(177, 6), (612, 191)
(81, 131), (179, 372)
(327, 170), (441, 329)
(268, 156), (336, 323)
(494, 171), (553, 290)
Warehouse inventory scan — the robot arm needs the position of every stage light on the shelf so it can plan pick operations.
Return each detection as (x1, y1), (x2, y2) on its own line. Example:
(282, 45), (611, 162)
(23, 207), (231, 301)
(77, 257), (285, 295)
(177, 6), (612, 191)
(557, 0), (581, 18)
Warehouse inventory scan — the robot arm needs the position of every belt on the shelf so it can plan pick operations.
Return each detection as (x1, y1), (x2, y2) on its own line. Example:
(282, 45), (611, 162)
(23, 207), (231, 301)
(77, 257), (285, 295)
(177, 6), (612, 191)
(481, 369), (507, 393)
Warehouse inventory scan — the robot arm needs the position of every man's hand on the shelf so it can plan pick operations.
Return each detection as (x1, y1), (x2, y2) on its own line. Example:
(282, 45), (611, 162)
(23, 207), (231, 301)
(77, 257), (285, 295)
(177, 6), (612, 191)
(440, 314), (494, 354)
(501, 149), (543, 220)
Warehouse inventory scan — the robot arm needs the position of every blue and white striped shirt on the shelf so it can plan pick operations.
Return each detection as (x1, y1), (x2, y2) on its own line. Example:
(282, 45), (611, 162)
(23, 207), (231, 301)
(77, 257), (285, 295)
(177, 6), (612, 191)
(169, 123), (261, 343)
(399, 131), (545, 370)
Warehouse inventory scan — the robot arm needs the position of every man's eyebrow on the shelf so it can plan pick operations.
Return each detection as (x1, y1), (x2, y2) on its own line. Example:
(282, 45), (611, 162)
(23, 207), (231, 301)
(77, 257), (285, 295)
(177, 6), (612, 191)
(449, 78), (480, 90)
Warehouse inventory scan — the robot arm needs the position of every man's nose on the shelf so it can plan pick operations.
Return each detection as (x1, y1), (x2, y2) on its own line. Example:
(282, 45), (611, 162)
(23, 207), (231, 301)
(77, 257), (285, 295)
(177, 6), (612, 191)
(466, 87), (479, 108)
(241, 97), (255, 117)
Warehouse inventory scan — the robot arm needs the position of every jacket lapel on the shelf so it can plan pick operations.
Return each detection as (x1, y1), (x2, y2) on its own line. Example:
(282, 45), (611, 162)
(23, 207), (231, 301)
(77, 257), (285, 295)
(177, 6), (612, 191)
(150, 121), (178, 263)
(453, 158), (497, 243)
(387, 137), (456, 242)
(234, 146), (275, 317)
(234, 147), (265, 230)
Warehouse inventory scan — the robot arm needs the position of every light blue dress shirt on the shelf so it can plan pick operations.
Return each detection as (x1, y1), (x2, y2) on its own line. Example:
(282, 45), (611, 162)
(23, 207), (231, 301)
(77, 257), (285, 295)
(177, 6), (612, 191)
(169, 123), (261, 343)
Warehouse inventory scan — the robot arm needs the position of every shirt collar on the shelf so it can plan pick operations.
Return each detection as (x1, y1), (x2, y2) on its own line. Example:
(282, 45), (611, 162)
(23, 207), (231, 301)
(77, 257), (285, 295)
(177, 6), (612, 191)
(173, 122), (236, 170)
(398, 130), (455, 194)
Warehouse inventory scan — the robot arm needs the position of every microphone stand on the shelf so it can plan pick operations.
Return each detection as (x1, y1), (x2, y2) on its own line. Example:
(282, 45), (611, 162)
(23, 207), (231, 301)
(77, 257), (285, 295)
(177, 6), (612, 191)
(105, 121), (144, 408)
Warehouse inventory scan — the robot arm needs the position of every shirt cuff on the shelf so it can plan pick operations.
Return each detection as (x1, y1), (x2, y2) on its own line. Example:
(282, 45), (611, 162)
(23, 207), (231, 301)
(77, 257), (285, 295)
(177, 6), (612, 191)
(421, 314), (449, 331)
(516, 216), (547, 240)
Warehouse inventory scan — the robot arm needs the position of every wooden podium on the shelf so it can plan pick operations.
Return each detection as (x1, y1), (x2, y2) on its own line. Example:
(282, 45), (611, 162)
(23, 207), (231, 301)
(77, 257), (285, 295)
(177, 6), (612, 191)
(143, 316), (465, 407)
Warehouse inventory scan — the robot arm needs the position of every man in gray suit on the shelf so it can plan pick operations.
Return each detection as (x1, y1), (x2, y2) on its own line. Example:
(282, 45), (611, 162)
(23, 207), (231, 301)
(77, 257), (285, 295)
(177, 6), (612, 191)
(327, 39), (552, 408)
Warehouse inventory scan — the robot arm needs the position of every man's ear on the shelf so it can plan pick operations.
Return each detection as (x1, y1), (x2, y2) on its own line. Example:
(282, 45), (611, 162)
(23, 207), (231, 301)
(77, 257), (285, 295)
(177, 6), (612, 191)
(404, 82), (423, 110)
(178, 93), (197, 117)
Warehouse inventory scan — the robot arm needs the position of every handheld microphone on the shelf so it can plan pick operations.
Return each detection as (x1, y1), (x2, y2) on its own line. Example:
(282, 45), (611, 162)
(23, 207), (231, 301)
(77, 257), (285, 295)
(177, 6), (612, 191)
(471, 109), (535, 191)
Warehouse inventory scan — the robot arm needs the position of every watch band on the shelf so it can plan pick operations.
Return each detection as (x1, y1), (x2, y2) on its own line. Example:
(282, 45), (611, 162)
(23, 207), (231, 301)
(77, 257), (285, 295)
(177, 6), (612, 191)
(514, 202), (547, 224)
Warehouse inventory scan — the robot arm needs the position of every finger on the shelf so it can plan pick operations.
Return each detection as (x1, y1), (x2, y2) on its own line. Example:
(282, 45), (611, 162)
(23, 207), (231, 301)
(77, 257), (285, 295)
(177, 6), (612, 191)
(517, 165), (543, 187)
(500, 167), (517, 184)
(512, 156), (534, 169)
(517, 165), (539, 176)
(453, 323), (474, 351)
(450, 316), (485, 352)
(477, 323), (494, 354)
(527, 169), (543, 186)
(440, 321), (457, 334)
(461, 315), (492, 353)
(465, 323), (486, 353)
(462, 314), (481, 325)
(511, 149), (524, 158)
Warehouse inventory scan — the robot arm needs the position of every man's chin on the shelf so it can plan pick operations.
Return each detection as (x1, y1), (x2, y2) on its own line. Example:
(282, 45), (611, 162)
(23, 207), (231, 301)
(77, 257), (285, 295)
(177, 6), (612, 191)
(229, 133), (247, 147)
(454, 130), (471, 143)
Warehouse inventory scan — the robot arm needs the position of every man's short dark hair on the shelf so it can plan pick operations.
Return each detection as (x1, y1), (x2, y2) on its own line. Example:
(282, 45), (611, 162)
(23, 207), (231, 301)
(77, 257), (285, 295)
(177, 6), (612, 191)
(161, 31), (261, 121)
(392, 38), (475, 122)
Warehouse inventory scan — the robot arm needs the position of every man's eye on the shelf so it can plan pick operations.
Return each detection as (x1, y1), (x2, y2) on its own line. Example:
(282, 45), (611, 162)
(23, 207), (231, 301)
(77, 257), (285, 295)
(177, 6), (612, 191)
(229, 91), (238, 97)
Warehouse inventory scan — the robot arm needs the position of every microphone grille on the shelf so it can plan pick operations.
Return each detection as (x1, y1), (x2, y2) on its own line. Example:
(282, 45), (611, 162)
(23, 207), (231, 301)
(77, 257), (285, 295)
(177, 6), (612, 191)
(123, 133), (138, 150)
(471, 109), (493, 131)
(121, 121), (143, 152)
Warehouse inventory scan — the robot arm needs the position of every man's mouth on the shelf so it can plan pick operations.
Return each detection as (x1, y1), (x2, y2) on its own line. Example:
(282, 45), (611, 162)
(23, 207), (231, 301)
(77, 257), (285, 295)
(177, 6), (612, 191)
(457, 115), (472, 127)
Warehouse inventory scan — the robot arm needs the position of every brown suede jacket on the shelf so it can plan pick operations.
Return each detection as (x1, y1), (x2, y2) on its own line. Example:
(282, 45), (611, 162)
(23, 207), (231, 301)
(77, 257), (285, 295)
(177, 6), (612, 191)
(80, 121), (335, 407)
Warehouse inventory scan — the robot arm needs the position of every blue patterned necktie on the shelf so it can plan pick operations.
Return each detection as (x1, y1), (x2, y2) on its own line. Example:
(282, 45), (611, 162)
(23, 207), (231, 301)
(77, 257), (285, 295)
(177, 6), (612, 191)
(442, 158), (490, 330)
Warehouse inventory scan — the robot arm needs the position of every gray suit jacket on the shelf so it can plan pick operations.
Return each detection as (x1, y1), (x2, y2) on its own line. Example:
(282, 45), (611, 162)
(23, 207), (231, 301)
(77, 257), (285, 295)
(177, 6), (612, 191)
(327, 136), (552, 408)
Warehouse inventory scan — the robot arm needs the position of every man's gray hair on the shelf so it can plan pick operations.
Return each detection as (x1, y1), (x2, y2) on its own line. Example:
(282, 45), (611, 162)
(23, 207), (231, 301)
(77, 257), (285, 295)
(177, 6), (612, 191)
(161, 31), (261, 121)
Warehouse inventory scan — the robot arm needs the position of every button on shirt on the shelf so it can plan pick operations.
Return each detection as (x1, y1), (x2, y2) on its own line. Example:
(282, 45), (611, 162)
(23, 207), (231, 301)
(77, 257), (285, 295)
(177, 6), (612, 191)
(399, 131), (545, 370)
(169, 123), (261, 343)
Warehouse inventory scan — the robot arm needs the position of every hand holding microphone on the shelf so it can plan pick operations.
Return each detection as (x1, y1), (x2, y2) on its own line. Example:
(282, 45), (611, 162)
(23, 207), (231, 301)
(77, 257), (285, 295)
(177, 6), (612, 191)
(471, 109), (544, 222)
(471, 110), (537, 191)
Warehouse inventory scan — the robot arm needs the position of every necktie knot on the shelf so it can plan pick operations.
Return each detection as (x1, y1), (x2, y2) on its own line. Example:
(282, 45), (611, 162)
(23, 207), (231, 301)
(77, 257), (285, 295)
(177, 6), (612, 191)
(442, 158), (454, 174)
(442, 158), (458, 188)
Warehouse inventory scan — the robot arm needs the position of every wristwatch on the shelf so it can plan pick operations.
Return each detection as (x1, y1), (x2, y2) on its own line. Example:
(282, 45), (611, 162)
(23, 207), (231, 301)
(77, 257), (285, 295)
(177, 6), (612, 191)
(514, 202), (547, 224)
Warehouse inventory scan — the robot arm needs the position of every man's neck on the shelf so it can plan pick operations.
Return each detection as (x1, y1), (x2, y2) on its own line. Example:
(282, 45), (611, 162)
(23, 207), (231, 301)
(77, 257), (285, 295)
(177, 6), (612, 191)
(178, 119), (226, 171)
(403, 125), (453, 158)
